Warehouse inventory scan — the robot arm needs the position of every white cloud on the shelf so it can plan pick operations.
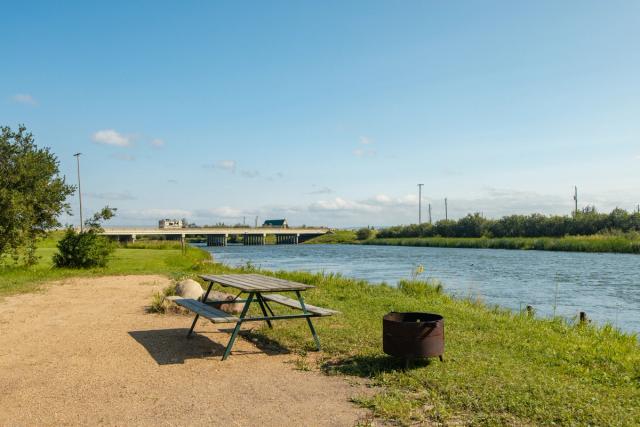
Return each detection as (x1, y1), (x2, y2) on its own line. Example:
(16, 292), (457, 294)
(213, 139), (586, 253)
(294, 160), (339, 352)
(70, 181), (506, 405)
(121, 208), (192, 220)
(371, 194), (392, 204)
(92, 129), (131, 147)
(11, 93), (38, 106)
(150, 138), (165, 148)
(88, 185), (640, 229)
(195, 207), (244, 219)
(359, 136), (373, 145)
(309, 197), (382, 213)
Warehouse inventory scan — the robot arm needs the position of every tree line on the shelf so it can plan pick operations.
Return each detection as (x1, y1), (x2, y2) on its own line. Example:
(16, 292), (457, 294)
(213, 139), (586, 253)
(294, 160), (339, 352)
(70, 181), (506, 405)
(377, 208), (640, 239)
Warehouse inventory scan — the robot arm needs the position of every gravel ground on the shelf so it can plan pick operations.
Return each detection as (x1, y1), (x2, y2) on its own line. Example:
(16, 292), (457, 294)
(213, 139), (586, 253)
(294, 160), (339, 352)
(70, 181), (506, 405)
(0, 275), (370, 426)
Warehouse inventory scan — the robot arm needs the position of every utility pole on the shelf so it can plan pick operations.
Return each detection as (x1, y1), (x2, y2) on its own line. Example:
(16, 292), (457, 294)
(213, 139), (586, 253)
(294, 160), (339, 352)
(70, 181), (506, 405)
(255, 216), (258, 228)
(417, 184), (423, 224)
(243, 216), (246, 225)
(445, 197), (448, 221)
(573, 186), (578, 216)
(73, 153), (83, 232)
(428, 203), (432, 225)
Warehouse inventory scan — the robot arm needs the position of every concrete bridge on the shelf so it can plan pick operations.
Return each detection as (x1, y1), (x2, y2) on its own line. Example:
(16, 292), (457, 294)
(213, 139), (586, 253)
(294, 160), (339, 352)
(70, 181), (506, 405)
(100, 227), (329, 246)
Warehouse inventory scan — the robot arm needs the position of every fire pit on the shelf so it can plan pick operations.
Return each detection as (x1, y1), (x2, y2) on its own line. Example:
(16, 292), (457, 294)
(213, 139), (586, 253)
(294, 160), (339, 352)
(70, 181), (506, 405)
(383, 312), (444, 363)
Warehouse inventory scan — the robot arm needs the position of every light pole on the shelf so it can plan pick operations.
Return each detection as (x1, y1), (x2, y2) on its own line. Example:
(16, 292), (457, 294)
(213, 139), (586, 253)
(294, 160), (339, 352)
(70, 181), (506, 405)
(445, 197), (448, 221)
(74, 153), (83, 232)
(418, 184), (423, 224)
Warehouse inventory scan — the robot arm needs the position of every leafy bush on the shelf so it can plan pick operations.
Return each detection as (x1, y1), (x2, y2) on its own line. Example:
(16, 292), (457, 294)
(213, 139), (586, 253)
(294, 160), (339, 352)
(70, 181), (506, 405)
(53, 228), (115, 268)
(355, 227), (373, 240)
(53, 206), (116, 268)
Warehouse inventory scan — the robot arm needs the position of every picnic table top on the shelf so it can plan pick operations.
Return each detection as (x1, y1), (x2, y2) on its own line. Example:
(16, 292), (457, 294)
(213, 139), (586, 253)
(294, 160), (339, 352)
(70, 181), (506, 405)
(199, 273), (315, 292)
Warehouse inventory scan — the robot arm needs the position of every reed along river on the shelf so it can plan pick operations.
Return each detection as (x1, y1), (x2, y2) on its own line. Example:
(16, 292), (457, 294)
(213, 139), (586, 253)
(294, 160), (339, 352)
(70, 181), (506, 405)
(197, 243), (640, 334)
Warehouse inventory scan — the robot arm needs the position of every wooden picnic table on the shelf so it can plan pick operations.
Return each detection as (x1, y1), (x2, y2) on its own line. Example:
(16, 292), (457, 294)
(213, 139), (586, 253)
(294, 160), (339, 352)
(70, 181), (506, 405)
(169, 274), (339, 360)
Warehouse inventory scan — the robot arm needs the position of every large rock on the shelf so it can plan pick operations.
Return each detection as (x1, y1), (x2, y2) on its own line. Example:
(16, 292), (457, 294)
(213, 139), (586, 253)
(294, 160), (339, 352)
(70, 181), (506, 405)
(205, 291), (244, 314)
(175, 279), (204, 300)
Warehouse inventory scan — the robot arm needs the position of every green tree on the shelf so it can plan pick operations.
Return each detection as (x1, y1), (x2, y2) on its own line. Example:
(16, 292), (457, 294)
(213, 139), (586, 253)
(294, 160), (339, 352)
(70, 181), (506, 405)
(0, 125), (75, 265)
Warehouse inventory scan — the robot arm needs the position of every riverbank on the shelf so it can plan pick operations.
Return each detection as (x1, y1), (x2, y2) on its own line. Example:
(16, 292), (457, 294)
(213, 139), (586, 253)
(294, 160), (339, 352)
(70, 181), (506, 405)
(2, 236), (638, 425)
(306, 230), (640, 254)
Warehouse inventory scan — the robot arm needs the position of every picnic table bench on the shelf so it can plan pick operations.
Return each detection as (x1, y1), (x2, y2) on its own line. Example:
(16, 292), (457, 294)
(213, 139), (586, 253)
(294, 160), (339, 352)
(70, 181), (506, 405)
(168, 274), (339, 360)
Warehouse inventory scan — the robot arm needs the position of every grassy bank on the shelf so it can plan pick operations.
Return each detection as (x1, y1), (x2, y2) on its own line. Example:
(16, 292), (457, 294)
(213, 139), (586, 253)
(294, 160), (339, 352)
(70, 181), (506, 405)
(254, 271), (640, 425)
(359, 235), (640, 254)
(303, 230), (357, 244)
(304, 230), (640, 254)
(0, 236), (235, 298)
(2, 235), (638, 425)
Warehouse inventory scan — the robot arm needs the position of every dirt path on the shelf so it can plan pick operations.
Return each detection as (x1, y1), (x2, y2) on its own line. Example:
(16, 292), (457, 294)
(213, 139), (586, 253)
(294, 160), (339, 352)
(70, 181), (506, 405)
(0, 276), (370, 426)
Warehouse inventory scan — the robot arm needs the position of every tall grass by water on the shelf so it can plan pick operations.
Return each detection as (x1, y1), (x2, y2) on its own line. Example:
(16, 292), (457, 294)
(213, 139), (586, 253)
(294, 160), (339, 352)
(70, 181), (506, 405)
(251, 271), (640, 425)
(363, 235), (640, 254)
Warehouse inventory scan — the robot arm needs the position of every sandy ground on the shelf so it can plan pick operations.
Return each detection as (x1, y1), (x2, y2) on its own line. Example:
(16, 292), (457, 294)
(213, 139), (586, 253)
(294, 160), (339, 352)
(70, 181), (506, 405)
(0, 275), (371, 426)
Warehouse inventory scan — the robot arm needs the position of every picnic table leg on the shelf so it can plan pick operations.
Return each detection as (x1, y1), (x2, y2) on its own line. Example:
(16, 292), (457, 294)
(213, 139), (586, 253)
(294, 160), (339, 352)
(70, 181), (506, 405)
(295, 291), (321, 351)
(222, 292), (254, 361)
(255, 294), (273, 328)
(261, 297), (276, 317)
(187, 281), (214, 338)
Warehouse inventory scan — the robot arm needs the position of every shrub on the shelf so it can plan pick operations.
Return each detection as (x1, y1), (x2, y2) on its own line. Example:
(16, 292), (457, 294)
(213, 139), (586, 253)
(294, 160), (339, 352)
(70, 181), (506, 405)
(53, 228), (115, 268)
(355, 227), (373, 240)
(53, 206), (117, 268)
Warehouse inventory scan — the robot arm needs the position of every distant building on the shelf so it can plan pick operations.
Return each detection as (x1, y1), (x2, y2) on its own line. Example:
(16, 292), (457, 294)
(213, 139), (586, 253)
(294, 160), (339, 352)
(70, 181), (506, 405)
(159, 218), (183, 229)
(262, 218), (288, 228)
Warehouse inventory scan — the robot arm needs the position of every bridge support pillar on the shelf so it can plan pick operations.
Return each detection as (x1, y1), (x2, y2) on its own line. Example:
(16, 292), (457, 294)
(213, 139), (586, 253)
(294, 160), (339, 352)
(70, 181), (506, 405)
(276, 234), (299, 245)
(243, 234), (265, 245)
(206, 235), (227, 246)
(118, 235), (135, 244)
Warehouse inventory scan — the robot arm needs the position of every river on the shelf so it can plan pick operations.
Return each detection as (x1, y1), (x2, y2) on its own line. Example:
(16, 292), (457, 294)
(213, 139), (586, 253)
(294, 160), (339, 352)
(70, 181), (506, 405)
(196, 243), (640, 334)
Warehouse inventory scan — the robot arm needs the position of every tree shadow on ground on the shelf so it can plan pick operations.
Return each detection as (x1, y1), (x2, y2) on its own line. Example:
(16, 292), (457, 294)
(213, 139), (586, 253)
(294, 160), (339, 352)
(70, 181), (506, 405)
(322, 354), (433, 377)
(129, 327), (290, 365)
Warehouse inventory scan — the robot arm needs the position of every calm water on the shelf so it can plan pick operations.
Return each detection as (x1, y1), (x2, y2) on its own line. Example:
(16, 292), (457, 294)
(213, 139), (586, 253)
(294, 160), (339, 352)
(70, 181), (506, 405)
(197, 243), (640, 334)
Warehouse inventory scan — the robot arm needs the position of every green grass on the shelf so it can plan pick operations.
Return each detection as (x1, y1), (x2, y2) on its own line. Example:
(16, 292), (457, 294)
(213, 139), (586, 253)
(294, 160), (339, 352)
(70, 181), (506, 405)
(361, 235), (640, 254)
(304, 229), (357, 244)
(253, 272), (640, 425)
(2, 233), (638, 425)
(0, 237), (235, 297)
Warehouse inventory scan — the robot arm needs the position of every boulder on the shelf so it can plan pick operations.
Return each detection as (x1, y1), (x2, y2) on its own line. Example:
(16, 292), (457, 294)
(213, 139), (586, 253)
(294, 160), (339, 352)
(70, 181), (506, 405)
(175, 279), (204, 300)
(205, 290), (244, 314)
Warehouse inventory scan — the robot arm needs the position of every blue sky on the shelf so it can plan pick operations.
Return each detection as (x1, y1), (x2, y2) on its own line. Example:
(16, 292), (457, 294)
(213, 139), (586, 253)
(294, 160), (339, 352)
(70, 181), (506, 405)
(2, 1), (639, 227)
